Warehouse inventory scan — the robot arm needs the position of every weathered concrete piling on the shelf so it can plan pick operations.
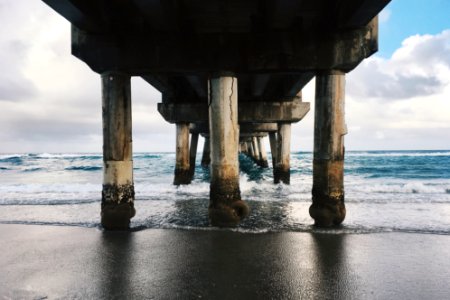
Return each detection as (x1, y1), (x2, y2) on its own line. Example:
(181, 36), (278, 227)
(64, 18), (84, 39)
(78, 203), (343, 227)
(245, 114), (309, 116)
(257, 137), (269, 168)
(310, 72), (347, 226)
(43, 0), (389, 229)
(101, 72), (135, 230)
(252, 137), (261, 164)
(189, 132), (199, 180)
(208, 76), (249, 226)
(243, 136), (269, 168)
(201, 137), (211, 167)
(174, 123), (191, 185)
(269, 132), (278, 173)
(274, 123), (291, 184)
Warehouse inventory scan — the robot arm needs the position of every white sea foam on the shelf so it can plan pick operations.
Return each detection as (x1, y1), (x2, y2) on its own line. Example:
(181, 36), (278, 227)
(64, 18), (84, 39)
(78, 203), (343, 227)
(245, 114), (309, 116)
(346, 151), (450, 157)
(347, 181), (450, 195)
(0, 154), (26, 160)
(36, 153), (101, 159)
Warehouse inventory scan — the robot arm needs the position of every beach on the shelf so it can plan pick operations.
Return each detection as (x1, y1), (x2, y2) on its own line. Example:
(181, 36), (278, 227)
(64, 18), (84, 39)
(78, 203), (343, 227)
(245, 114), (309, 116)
(1, 224), (450, 299)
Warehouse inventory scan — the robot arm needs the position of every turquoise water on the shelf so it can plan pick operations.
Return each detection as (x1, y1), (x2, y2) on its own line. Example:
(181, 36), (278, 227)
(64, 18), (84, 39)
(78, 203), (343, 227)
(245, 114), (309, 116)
(0, 150), (450, 233)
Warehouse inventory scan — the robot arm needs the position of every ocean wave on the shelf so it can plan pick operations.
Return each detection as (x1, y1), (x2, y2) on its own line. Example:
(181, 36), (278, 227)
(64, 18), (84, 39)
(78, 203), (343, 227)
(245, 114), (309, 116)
(0, 198), (98, 206)
(0, 183), (100, 194)
(346, 151), (450, 157)
(348, 182), (450, 195)
(22, 167), (44, 172)
(35, 153), (102, 159)
(65, 166), (102, 171)
(0, 220), (100, 228)
(0, 156), (23, 164)
(135, 154), (162, 159)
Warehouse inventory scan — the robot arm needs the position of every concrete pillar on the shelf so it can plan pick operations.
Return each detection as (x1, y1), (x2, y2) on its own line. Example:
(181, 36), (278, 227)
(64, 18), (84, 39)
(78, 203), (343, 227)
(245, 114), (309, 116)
(244, 142), (250, 156)
(189, 132), (199, 181)
(274, 123), (291, 184)
(269, 132), (278, 169)
(257, 137), (269, 168)
(208, 76), (249, 226)
(174, 123), (191, 185)
(252, 137), (260, 163)
(240, 143), (248, 155)
(248, 141), (255, 158)
(101, 72), (135, 230)
(201, 137), (211, 167)
(310, 71), (347, 227)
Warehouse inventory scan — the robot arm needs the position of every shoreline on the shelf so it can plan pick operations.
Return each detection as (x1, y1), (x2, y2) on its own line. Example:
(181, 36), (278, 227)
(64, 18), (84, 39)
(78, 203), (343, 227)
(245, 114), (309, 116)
(1, 224), (450, 299)
(2, 220), (450, 236)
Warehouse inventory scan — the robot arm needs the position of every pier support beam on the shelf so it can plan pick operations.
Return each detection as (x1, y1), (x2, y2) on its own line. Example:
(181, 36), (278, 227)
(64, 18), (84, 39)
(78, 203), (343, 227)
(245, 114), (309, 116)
(239, 143), (247, 155)
(101, 72), (135, 230)
(201, 137), (211, 167)
(252, 137), (260, 164)
(269, 132), (278, 171)
(248, 141), (255, 158)
(189, 133), (199, 180)
(257, 137), (269, 168)
(208, 76), (249, 226)
(174, 123), (191, 185)
(274, 123), (291, 184)
(310, 71), (347, 227)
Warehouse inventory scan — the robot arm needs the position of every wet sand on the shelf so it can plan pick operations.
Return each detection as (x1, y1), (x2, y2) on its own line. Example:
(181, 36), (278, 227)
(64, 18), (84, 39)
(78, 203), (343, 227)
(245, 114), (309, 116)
(1, 224), (449, 299)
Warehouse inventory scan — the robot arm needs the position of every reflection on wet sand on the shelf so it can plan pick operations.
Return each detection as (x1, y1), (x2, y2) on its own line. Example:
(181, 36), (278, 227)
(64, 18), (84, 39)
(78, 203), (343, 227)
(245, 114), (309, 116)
(3, 225), (450, 298)
(96, 231), (136, 297)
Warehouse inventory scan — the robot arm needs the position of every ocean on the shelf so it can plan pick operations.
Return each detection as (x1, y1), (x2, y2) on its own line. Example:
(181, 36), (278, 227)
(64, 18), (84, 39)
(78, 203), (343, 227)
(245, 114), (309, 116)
(1, 150), (449, 234)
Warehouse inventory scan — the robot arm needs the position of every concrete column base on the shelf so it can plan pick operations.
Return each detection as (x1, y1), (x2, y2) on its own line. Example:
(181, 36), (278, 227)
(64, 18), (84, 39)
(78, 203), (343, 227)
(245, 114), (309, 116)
(274, 166), (290, 184)
(209, 175), (249, 227)
(309, 160), (346, 226)
(101, 184), (136, 230)
(174, 169), (191, 185)
(258, 160), (269, 168)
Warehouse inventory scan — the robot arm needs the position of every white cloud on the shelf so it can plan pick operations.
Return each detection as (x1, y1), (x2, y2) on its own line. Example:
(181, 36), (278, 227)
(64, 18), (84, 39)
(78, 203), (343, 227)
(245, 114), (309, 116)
(348, 30), (450, 101)
(342, 30), (450, 150)
(0, 1), (166, 153)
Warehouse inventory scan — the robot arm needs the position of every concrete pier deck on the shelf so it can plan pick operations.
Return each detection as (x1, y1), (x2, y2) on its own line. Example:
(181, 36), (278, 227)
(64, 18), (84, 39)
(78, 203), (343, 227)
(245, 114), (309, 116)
(1, 224), (450, 299)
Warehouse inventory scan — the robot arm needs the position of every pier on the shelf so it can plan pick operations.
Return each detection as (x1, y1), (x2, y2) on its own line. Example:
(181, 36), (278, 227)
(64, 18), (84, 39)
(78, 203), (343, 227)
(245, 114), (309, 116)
(42, 0), (390, 229)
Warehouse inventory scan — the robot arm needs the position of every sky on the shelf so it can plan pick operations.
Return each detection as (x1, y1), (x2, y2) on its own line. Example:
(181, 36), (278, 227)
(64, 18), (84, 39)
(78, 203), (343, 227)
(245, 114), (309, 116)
(0, 0), (449, 153)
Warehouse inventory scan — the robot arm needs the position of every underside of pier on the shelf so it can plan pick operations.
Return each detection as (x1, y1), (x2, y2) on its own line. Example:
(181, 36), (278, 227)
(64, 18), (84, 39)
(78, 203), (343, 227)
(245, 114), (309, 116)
(43, 0), (390, 229)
